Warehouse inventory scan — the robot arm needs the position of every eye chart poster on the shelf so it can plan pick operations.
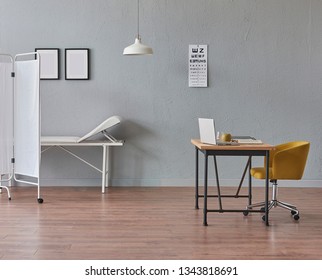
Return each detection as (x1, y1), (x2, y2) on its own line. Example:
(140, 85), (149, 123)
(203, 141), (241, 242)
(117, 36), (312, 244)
(189, 44), (208, 87)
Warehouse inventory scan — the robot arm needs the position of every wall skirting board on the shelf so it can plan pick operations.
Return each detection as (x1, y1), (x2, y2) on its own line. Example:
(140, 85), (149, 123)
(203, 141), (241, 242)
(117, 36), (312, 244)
(23, 178), (322, 188)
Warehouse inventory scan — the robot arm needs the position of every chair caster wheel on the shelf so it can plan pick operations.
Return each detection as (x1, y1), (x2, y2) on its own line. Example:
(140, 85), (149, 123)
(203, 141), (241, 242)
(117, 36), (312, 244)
(291, 210), (297, 215)
(243, 210), (249, 216)
(262, 215), (266, 222)
(37, 198), (43, 204)
(8, 197), (11, 201)
(293, 214), (300, 221)
(260, 207), (265, 212)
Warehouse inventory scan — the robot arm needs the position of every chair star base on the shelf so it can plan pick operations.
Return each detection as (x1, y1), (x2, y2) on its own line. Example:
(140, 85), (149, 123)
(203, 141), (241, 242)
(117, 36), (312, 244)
(246, 180), (300, 221)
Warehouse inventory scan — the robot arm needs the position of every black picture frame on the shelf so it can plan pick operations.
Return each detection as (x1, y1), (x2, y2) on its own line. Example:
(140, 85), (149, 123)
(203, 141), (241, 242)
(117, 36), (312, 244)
(65, 48), (89, 80)
(35, 48), (60, 80)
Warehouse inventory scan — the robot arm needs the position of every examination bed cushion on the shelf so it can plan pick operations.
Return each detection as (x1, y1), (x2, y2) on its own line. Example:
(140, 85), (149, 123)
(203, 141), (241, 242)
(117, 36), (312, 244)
(41, 115), (121, 143)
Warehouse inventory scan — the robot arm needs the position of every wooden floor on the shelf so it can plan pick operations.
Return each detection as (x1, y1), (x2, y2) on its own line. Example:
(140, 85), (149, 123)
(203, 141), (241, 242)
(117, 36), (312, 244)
(0, 186), (322, 260)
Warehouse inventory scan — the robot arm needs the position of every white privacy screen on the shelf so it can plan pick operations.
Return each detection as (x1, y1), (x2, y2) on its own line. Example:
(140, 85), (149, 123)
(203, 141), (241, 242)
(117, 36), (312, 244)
(0, 62), (14, 175)
(14, 60), (40, 177)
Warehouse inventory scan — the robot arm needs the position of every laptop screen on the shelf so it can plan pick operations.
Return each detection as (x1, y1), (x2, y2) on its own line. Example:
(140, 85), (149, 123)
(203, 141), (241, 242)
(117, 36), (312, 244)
(198, 118), (217, 145)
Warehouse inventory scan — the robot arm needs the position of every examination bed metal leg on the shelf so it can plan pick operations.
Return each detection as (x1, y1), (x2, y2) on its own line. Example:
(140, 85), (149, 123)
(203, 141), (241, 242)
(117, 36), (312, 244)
(102, 145), (109, 193)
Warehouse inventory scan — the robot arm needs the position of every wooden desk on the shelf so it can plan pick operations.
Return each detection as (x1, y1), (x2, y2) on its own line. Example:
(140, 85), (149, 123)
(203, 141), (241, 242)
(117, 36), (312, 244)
(191, 139), (274, 226)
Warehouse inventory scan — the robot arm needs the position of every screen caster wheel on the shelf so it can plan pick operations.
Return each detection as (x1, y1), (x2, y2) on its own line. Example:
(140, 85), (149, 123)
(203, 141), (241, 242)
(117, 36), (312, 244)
(243, 210), (249, 216)
(292, 214), (300, 221)
(37, 198), (44, 204)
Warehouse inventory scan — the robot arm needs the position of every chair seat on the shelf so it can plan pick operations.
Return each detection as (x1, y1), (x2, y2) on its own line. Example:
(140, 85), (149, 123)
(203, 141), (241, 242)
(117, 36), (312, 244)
(250, 167), (273, 179)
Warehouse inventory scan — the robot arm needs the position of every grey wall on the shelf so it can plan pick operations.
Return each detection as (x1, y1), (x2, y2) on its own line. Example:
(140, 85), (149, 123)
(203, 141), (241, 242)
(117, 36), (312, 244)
(1, 0), (322, 187)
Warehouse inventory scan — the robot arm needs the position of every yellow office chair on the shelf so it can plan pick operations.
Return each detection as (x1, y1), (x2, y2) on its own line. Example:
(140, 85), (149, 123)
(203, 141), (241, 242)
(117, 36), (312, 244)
(245, 141), (310, 221)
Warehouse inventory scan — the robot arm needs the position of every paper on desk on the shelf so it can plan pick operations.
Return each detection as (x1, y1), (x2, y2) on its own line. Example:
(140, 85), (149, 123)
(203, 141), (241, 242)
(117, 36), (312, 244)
(236, 139), (263, 144)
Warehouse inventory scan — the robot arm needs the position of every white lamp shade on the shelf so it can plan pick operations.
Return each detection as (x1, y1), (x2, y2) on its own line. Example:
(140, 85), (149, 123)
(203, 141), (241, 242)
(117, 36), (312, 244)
(123, 38), (153, 55)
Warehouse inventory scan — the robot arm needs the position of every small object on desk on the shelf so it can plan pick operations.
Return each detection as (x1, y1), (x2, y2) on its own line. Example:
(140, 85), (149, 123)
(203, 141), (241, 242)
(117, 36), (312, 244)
(219, 133), (232, 142)
(232, 135), (262, 144)
(235, 139), (263, 145)
(232, 135), (256, 140)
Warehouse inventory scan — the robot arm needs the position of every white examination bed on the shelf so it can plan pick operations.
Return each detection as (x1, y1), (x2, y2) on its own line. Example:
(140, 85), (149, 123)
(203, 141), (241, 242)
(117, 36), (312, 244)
(41, 115), (124, 193)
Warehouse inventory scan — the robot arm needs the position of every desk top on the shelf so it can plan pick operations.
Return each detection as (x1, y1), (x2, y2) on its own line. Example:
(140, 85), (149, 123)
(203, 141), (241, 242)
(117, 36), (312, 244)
(191, 139), (274, 151)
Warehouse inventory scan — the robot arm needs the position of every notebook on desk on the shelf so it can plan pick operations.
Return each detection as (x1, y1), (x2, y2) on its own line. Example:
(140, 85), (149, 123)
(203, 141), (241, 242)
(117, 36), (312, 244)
(198, 118), (239, 146)
(234, 138), (263, 144)
(232, 135), (263, 144)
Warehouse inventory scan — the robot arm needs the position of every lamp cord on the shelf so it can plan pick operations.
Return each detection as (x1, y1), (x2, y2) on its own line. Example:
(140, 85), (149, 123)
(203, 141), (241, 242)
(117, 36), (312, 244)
(137, 0), (140, 39)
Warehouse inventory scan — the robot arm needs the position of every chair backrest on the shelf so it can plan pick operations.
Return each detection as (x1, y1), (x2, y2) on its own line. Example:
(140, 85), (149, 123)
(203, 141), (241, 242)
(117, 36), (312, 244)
(270, 141), (310, 180)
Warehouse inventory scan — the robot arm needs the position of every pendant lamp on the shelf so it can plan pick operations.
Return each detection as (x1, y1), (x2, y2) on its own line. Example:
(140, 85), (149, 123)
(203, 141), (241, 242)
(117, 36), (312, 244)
(123, 0), (153, 55)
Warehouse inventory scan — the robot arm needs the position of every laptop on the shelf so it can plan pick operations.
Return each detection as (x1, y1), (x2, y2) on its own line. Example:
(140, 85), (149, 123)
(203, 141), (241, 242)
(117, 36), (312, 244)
(198, 118), (239, 145)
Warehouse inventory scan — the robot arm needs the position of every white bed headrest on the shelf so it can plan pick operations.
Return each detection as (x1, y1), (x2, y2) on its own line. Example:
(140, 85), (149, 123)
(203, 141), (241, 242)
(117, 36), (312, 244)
(77, 115), (121, 143)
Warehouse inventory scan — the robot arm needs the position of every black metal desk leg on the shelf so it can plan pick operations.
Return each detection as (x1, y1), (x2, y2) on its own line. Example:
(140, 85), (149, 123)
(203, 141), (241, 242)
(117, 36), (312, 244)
(235, 156), (251, 197)
(203, 152), (208, 226)
(248, 156), (252, 205)
(265, 151), (270, 226)
(213, 156), (223, 211)
(195, 147), (199, 209)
